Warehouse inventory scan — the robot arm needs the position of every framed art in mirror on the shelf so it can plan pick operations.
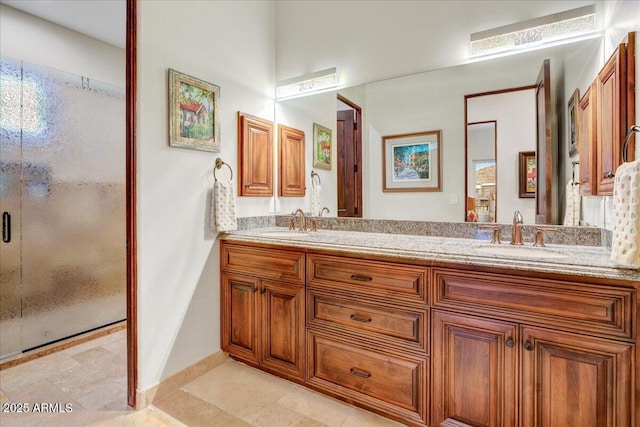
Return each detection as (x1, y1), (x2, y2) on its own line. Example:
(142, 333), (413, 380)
(313, 123), (332, 170)
(519, 151), (536, 198)
(168, 68), (220, 152)
(382, 130), (441, 192)
(568, 88), (580, 156)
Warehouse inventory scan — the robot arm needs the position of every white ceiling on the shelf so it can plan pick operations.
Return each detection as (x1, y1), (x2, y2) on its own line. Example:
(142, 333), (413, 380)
(0, 0), (126, 49)
(1, 0), (604, 85)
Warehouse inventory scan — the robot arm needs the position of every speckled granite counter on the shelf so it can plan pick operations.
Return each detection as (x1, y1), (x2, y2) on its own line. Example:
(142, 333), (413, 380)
(221, 227), (640, 282)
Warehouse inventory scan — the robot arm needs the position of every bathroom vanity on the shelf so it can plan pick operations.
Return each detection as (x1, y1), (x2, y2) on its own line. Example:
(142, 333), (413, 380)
(220, 228), (638, 427)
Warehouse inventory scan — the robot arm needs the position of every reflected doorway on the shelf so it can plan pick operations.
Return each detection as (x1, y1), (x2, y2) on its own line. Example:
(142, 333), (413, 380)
(336, 95), (362, 217)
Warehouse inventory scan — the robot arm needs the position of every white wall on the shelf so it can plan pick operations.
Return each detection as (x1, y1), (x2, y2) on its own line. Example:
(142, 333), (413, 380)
(137, 1), (275, 391)
(0, 4), (124, 88)
(467, 90), (537, 224)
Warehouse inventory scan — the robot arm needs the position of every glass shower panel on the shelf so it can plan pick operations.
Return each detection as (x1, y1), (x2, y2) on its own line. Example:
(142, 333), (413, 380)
(0, 57), (24, 358)
(19, 61), (126, 350)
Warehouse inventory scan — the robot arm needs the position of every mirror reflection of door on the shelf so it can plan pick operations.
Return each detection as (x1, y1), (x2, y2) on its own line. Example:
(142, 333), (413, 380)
(336, 95), (362, 217)
(465, 86), (537, 224)
(467, 122), (497, 223)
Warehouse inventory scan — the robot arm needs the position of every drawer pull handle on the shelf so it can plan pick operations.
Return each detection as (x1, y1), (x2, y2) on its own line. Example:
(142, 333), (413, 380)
(350, 274), (372, 282)
(350, 368), (371, 379)
(505, 338), (514, 348)
(350, 314), (372, 323)
(524, 341), (534, 351)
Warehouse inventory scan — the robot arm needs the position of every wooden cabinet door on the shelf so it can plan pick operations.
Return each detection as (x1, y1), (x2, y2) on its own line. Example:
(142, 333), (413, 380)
(578, 83), (597, 196)
(520, 326), (633, 427)
(278, 124), (305, 197)
(596, 44), (626, 195)
(260, 280), (305, 379)
(238, 112), (273, 196)
(432, 310), (518, 427)
(221, 272), (259, 364)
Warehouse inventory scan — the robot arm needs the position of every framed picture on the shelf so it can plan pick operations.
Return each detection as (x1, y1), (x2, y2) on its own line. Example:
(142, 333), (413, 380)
(313, 123), (332, 169)
(168, 68), (220, 152)
(568, 88), (579, 156)
(518, 151), (536, 198)
(382, 130), (442, 192)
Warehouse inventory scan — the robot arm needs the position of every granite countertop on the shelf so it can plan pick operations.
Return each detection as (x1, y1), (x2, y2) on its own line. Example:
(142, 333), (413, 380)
(221, 227), (640, 282)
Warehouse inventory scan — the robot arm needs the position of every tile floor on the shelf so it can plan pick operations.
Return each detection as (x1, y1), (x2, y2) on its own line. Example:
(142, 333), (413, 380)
(0, 330), (403, 426)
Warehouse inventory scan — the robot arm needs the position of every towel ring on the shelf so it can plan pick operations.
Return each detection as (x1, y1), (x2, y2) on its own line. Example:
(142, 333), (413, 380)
(213, 157), (233, 181)
(622, 125), (639, 163)
(311, 170), (321, 188)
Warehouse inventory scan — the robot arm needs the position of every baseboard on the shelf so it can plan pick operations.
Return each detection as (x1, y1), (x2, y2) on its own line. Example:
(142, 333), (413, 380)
(135, 350), (228, 409)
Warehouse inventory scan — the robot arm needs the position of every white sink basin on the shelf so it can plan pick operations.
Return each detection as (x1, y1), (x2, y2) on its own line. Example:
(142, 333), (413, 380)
(475, 245), (569, 259)
(260, 230), (311, 237)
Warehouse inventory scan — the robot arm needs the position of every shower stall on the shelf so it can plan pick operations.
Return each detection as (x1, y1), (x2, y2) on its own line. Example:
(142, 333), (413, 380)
(0, 57), (126, 359)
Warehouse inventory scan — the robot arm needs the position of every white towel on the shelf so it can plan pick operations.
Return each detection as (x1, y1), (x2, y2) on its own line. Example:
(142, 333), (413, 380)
(311, 185), (322, 217)
(563, 180), (581, 226)
(211, 180), (237, 232)
(610, 159), (640, 268)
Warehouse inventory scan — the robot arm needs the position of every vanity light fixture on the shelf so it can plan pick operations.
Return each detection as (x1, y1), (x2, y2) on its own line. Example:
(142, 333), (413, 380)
(470, 4), (597, 58)
(276, 67), (338, 100)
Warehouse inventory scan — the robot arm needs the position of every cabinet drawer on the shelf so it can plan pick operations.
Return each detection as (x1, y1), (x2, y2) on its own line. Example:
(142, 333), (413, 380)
(221, 242), (304, 285)
(307, 331), (428, 425)
(307, 289), (428, 353)
(432, 268), (635, 340)
(308, 254), (428, 304)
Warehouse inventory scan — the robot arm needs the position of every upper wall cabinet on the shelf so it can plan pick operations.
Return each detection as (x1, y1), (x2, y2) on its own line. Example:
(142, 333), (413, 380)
(578, 83), (597, 196)
(588, 32), (635, 196)
(238, 112), (273, 196)
(279, 125), (306, 197)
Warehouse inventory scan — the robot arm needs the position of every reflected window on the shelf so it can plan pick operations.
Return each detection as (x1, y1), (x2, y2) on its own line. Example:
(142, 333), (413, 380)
(0, 74), (45, 135)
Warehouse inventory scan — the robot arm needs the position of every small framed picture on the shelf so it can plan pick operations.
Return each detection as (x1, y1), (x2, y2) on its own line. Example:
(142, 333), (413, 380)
(382, 130), (442, 192)
(518, 151), (536, 198)
(313, 123), (332, 169)
(168, 68), (220, 152)
(568, 88), (579, 156)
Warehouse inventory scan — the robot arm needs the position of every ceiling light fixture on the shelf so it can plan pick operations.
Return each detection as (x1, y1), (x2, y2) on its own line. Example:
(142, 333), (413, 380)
(470, 5), (597, 58)
(276, 67), (338, 100)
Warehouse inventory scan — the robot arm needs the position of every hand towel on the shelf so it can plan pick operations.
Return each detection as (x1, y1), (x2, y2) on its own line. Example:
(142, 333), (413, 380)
(610, 159), (640, 268)
(311, 184), (322, 217)
(211, 180), (237, 232)
(563, 180), (581, 226)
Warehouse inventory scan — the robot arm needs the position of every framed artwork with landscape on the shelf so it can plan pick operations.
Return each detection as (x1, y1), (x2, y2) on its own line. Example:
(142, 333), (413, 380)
(313, 123), (332, 169)
(169, 68), (220, 152)
(519, 150), (536, 198)
(568, 88), (579, 156)
(382, 130), (442, 192)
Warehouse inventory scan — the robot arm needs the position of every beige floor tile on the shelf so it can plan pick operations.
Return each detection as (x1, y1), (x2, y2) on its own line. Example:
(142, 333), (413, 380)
(183, 360), (297, 423)
(250, 402), (330, 427)
(276, 385), (356, 426)
(209, 410), (253, 427)
(72, 346), (112, 364)
(0, 352), (81, 391)
(1, 378), (77, 408)
(90, 406), (186, 427)
(154, 389), (222, 426)
(341, 408), (407, 427)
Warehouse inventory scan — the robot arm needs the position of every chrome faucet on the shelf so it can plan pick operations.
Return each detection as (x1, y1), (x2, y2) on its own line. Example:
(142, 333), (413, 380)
(291, 209), (307, 231)
(510, 210), (524, 245)
(319, 207), (330, 217)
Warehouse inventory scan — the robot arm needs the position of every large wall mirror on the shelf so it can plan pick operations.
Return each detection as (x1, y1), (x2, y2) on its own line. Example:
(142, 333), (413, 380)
(276, 36), (604, 225)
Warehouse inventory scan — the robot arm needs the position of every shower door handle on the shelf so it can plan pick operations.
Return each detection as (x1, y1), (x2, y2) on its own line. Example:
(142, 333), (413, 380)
(2, 212), (10, 243)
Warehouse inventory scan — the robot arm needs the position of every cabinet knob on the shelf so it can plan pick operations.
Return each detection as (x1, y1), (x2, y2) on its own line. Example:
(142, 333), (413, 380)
(260, 287), (266, 294)
(505, 338), (514, 348)
(524, 341), (534, 351)
(604, 171), (615, 179)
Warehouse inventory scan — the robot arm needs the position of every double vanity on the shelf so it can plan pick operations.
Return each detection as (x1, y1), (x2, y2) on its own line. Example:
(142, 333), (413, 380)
(220, 222), (638, 426)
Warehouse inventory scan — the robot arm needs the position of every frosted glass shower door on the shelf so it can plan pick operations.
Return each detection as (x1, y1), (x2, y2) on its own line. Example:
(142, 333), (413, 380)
(0, 57), (126, 357)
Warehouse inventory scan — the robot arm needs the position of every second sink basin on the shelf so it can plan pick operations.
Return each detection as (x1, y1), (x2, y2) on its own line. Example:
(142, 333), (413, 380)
(475, 245), (569, 259)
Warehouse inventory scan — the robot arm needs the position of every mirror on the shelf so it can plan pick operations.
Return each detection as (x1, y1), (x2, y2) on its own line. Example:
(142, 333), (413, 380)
(276, 36), (604, 224)
(466, 122), (496, 223)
